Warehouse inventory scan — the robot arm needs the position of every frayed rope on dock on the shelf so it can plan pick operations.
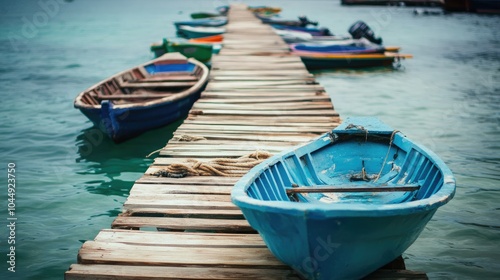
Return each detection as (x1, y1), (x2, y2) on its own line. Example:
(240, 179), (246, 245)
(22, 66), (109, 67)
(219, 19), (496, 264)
(151, 150), (273, 178)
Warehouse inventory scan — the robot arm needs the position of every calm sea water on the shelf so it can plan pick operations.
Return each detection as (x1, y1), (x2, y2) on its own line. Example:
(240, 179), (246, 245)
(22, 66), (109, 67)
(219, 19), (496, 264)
(0, 0), (498, 279)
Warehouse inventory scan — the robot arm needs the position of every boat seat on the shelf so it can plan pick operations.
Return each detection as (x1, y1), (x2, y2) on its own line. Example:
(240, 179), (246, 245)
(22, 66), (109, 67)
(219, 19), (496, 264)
(97, 92), (175, 100)
(120, 80), (197, 88)
(136, 75), (199, 83)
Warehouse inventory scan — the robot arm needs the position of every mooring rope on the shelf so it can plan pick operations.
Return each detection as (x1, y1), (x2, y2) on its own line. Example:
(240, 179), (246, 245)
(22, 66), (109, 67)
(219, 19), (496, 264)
(172, 134), (207, 142)
(151, 150), (273, 178)
(373, 130), (400, 182)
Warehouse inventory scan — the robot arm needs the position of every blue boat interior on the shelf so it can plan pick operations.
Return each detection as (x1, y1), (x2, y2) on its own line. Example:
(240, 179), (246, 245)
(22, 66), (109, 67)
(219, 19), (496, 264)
(245, 118), (444, 206)
(144, 63), (195, 74)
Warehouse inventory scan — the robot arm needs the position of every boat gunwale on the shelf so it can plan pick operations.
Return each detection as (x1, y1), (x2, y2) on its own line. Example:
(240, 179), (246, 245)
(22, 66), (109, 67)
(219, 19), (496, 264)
(232, 127), (456, 218)
(73, 54), (209, 110)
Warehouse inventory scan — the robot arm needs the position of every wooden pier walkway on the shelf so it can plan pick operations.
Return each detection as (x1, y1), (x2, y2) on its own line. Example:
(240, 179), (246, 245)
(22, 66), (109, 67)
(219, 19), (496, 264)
(66, 4), (426, 280)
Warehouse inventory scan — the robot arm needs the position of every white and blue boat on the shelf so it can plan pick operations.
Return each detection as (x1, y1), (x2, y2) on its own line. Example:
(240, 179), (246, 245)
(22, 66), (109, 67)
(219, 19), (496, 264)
(232, 117), (456, 280)
(173, 17), (227, 31)
(177, 25), (225, 39)
(74, 53), (209, 143)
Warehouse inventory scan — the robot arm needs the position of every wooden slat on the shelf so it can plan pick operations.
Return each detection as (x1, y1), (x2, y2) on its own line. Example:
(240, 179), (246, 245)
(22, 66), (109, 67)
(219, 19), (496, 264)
(123, 208), (244, 218)
(79, 241), (282, 266)
(94, 229), (264, 246)
(66, 264), (300, 280)
(129, 183), (233, 195)
(111, 216), (253, 232)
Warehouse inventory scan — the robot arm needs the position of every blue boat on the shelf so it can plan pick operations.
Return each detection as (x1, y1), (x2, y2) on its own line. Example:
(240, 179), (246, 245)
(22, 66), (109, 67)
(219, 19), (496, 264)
(291, 43), (386, 54)
(257, 15), (318, 27)
(177, 25), (225, 39)
(271, 24), (332, 36)
(232, 117), (456, 280)
(74, 53), (209, 142)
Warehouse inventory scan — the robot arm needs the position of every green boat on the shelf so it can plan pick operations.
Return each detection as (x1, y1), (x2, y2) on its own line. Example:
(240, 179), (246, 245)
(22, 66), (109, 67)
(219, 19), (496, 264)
(150, 39), (213, 62)
(190, 12), (221, 19)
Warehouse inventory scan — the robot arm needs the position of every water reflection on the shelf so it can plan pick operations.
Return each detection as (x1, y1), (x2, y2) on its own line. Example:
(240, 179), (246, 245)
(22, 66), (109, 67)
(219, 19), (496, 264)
(74, 118), (184, 197)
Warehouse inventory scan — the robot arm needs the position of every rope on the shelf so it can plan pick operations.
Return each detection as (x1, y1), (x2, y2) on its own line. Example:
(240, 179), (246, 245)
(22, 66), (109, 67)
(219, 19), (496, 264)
(151, 150), (273, 178)
(172, 134), (207, 142)
(373, 130), (400, 183)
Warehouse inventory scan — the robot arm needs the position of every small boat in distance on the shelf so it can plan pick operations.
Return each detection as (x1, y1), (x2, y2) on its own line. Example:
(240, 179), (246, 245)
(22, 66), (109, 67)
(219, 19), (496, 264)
(150, 39), (214, 62)
(177, 25), (225, 39)
(173, 17), (227, 30)
(293, 51), (412, 70)
(190, 12), (222, 19)
(74, 53), (209, 142)
(232, 117), (456, 280)
(272, 24), (333, 36)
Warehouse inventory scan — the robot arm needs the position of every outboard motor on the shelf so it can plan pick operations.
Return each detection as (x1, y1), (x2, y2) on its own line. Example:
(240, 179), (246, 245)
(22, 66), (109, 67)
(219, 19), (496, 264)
(320, 28), (333, 36)
(348, 21), (383, 45)
(298, 16), (318, 27)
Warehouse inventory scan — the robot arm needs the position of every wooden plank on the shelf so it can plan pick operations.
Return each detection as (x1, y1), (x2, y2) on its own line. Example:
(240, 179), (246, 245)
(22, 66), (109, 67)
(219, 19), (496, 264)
(197, 96), (331, 104)
(183, 119), (336, 128)
(188, 109), (338, 117)
(79, 241), (283, 266)
(209, 69), (312, 76)
(94, 229), (265, 247)
(175, 124), (330, 133)
(123, 208), (244, 218)
(157, 150), (270, 159)
(168, 131), (318, 143)
(111, 216), (253, 232)
(129, 183), (233, 195)
(192, 102), (333, 111)
(200, 91), (327, 98)
(137, 173), (239, 185)
(66, 264), (300, 280)
(186, 114), (339, 123)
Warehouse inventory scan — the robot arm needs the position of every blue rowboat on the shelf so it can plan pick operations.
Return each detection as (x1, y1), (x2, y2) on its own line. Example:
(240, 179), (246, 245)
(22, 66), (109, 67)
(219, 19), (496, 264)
(257, 15), (318, 27)
(292, 51), (412, 70)
(272, 24), (332, 36)
(74, 53), (209, 143)
(290, 43), (387, 54)
(173, 17), (227, 31)
(274, 29), (351, 44)
(232, 117), (455, 280)
(177, 25), (225, 39)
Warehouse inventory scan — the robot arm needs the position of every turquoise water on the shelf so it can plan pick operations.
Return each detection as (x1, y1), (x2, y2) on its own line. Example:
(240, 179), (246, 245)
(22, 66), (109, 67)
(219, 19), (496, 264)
(0, 0), (498, 279)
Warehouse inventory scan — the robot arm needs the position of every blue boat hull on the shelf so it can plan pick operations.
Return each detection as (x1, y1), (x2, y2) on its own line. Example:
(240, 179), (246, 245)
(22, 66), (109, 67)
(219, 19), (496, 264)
(179, 29), (224, 39)
(74, 54), (209, 143)
(244, 206), (436, 279)
(300, 55), (395, 70)
(232, 117), (455, 279)
(78, 91), (201, 142)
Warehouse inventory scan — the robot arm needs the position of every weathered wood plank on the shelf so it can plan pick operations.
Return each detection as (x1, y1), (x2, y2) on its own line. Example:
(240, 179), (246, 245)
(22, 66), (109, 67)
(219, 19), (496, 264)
(111, 216), (253, 232)
(79, 241), (284, 266)
(197, 96), (330, 104)
(129, 183), (233, 195)
(137, 173), (239, 185)
(192, 102), (333, 111)
(94, 229), (265, 247)
(185, 114), (339, 124)
(66, 264), (300, 280)
(123, 208), (244, 218)
(188, 108), (338, 117)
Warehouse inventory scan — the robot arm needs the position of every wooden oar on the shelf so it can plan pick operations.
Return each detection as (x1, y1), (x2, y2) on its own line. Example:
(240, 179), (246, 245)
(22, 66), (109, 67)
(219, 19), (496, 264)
(286, 184), (420, 194)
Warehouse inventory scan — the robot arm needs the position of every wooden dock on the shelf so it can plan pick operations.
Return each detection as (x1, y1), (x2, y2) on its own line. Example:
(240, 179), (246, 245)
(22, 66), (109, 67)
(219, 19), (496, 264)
(66, 4), (426, 280)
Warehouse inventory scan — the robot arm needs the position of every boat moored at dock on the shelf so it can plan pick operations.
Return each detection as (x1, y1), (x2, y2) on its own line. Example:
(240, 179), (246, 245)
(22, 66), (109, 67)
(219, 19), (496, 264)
(232, 117), (455, 280)
(74, 53), (209, 142)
